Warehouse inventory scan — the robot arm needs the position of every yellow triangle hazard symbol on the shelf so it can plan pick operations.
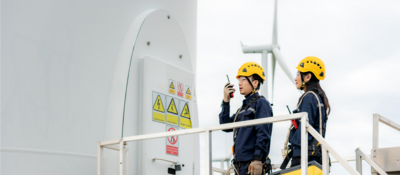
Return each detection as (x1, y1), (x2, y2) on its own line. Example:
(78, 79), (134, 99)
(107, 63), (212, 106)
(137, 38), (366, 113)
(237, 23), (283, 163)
(186, 88), (191, 95)
(167, 99), (178, 115)
(153, 95), (165, 113)
(170, 82), (175, 89)
(181, 103), (190, 119)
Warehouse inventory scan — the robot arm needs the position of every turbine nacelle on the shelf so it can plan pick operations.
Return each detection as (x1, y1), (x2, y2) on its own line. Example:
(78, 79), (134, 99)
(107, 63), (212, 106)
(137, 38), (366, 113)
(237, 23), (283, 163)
(240, 42), (280, 53)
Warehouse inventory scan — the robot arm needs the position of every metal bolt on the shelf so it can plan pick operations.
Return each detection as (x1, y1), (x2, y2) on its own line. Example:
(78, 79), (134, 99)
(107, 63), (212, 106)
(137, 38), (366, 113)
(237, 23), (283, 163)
(167, 15), (170, 19)
(179, 55), (182, 59)
(147, 41), (150, 45)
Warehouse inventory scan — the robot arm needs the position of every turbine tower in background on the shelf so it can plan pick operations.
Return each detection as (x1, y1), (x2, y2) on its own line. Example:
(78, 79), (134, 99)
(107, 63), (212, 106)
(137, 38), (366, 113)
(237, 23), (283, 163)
(241, 0), (295, 105)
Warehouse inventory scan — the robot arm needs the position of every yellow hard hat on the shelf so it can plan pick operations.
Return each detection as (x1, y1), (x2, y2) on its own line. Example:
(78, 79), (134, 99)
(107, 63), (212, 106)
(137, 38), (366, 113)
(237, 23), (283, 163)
(236, 62), (265, 82)
(296, 56), (326, 80)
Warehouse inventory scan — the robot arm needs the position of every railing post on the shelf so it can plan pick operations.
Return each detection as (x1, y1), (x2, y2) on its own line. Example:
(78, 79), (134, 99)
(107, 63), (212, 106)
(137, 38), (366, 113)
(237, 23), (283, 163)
(97, 142), (103, 175)
(301, 114), (308, 175)
(205, 130), (212, 175)
(119, 141), (125, 175)
(372, 114), (380, 175)
(355, 148), (362, 174)
(373, 114), (379, 150)
(322, 148), (329, 175)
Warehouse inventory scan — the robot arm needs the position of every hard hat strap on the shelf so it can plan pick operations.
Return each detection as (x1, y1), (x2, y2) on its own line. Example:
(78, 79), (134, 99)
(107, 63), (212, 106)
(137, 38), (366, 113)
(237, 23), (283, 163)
(245, 76), (256, 95)
(300, 72), (319, 90)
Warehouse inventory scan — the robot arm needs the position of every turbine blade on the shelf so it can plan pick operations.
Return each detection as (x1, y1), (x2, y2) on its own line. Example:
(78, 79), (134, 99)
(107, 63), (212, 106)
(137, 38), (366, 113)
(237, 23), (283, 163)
(272, 0), (278, 45)
(272, 48), (295, 85)
(271, 55), (276, 104)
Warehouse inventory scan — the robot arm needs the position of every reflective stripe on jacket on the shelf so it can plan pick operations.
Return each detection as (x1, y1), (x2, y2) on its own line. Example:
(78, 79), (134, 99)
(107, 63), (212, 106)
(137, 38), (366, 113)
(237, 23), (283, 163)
(219, 93), (273, 162)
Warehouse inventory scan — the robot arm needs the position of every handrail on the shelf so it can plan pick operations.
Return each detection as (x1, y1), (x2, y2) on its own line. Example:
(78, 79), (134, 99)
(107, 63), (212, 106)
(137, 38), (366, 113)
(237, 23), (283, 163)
(306, 123), (361, 175)
(121, 113), (305, 143)
(377, 114), (400, 132)
(373, 113), (400, 149)
(152, 157), (179, 165)
(372, 113), (399, 174)
(355, 148), (387, 175)
(97, 112), (360, 175)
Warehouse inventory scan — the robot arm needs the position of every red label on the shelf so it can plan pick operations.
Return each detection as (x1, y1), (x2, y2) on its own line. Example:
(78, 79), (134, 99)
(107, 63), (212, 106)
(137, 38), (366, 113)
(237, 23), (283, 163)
(177, 83), (184, 97)
(166, 127), (179, 156)
(166, 145), (178, 155)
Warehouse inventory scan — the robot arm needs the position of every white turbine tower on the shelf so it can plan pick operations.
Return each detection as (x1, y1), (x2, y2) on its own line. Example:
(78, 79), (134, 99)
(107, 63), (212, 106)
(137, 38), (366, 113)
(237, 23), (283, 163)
(241, 0), (295, 105)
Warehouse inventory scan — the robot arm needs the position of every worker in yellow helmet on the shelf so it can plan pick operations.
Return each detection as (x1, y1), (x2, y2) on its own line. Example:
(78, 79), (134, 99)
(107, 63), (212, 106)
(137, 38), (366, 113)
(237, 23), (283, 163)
(280, 56), (331, 169)
(220, 62), (273, 175)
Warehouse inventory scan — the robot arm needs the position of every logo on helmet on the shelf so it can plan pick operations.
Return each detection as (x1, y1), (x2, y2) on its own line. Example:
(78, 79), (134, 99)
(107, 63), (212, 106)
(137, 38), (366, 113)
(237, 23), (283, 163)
(319, 72), (324, 77)
(242, 68), (247, 72)
(300, 62), (304, 68)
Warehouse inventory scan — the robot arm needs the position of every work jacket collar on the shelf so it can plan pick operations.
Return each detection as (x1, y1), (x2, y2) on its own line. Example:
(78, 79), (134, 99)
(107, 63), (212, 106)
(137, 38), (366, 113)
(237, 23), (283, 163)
(243, 92), (259, 105)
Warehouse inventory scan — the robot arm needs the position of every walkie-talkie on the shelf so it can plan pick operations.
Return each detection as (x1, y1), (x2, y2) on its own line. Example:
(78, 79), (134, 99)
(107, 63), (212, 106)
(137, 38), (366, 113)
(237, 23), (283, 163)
(287, 105), (298, 129)
(226, 75), (234, 98)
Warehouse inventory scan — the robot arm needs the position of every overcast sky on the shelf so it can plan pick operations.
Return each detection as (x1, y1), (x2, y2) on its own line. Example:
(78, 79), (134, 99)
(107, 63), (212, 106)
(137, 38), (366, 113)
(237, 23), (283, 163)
(196, 0), (400, 174)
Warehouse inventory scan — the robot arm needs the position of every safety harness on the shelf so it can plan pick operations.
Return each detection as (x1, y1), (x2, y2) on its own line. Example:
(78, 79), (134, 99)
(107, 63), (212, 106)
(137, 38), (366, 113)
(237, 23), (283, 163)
(229, 94), (273, 175)
(280, 91), (328, 169)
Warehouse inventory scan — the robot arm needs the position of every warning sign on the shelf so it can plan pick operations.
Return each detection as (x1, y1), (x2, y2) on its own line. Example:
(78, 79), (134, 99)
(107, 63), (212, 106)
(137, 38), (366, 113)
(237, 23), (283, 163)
(152, 92), (166, 123)
(181, 103), (190, 119)
(177, 82), (184, 97)
(153, 95), (165, 113)
(169, 79), (176, 95)
(178, 100), (192, 129)
(167, 99), (178, 115)
(166, 96), (179, 126)
(180, 117), (192, 129)
(185, 85), (192, 100)
(166, 125), (179, 156)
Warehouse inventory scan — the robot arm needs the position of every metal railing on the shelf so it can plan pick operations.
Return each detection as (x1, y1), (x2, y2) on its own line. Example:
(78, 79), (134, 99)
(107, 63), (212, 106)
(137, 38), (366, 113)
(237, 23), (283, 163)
(97, 112), (361, 175)
(370, 113), (400, 175)
(355, 148), (387, 175)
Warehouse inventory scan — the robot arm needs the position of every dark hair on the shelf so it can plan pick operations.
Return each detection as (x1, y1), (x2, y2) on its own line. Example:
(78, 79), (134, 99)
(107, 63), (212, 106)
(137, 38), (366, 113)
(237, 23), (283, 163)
(251, 74), (263, 90)
(301, 72), (331, 115)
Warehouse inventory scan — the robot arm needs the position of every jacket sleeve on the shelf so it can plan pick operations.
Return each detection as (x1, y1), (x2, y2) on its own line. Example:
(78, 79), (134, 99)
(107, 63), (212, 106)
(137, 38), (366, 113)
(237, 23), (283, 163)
(219, 102), (237, 132)
(253, 99), (273, 159)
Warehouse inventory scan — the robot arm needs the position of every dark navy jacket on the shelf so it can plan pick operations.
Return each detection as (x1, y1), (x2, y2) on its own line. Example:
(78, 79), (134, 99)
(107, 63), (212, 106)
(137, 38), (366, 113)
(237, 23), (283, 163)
(219, 93), (273, 162)
(289, 93), (326, 157)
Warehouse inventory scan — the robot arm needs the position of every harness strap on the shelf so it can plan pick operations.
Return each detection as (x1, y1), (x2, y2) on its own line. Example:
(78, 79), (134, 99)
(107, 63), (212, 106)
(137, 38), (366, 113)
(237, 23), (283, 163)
(280, 148), (293, 169)
(232, 95), (265, 156)
(282, 91), (324, 157)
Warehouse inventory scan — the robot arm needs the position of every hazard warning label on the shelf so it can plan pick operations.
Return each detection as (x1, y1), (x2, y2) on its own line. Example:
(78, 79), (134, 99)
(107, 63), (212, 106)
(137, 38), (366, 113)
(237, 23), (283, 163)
(178, 100), (192, 129)
(168, 79), (176, 95)
(166, 96), (179, 126)
(152, 92), (166, 123)
(185, 85), (192, 100)
(177, 82), (184, 97)
(166, 125), (179, 156)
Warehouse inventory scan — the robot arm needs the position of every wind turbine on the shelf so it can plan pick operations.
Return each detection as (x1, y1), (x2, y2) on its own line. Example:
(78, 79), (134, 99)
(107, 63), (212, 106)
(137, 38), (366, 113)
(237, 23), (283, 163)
(241, 0), (295, 105)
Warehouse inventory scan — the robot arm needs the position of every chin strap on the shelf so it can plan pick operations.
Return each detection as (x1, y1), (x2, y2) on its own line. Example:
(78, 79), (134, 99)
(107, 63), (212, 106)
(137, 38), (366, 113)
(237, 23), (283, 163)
(245, 76), (256, 95)
(300, 73), (319, 90)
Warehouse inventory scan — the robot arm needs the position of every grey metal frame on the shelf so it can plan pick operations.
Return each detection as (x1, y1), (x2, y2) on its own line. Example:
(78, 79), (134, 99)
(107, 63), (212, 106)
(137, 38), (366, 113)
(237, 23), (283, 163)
(368, 113), (400, 175)
(97, 112), (361, 175)
(355, 148), (387, 175)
